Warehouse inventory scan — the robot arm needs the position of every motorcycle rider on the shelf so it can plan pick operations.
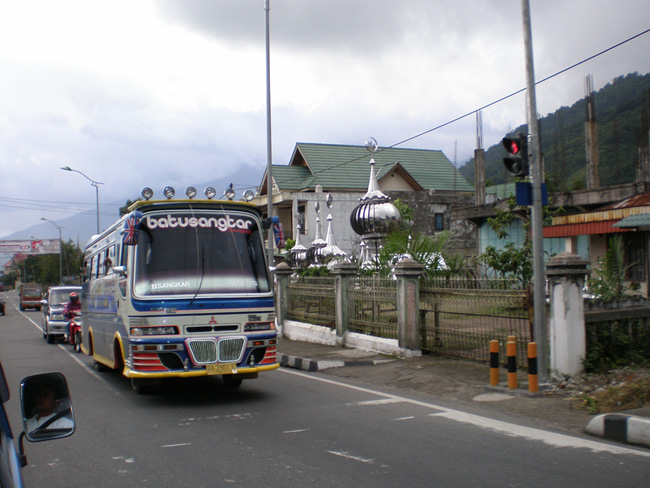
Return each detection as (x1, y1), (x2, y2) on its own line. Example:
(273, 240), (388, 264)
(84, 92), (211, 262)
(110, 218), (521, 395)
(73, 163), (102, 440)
(63, 292), (81, 342)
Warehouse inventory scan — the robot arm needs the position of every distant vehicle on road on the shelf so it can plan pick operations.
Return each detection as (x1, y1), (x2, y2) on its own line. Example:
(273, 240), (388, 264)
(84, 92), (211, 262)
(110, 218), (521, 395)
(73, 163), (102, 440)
(40, 286), (82, 343)
(19, 283), (42, 311)
(0, 297), (5, 316)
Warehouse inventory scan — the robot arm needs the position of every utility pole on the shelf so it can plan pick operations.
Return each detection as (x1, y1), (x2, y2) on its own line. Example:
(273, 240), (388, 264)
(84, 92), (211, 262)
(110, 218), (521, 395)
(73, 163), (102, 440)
(521, 0), (548, 382)
(265, 0), (274, 266)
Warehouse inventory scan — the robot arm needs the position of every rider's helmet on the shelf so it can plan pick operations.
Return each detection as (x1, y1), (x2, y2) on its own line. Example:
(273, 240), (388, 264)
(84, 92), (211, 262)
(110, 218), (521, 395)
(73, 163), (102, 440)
(69, 292), (78, 303)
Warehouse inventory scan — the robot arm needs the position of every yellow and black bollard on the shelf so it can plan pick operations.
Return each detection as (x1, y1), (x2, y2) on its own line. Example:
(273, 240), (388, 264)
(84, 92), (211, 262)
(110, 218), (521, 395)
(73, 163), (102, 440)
(489, 340), (499, 386)
(528, 342), (539, 393)
(507, 340), (518, 389)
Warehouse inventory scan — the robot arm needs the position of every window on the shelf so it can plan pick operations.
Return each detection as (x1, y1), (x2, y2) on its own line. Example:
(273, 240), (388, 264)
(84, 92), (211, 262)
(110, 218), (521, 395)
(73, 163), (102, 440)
(626, 234), (646, 282)
(434, 213), (444, 231)
(298, 206), (306, 234)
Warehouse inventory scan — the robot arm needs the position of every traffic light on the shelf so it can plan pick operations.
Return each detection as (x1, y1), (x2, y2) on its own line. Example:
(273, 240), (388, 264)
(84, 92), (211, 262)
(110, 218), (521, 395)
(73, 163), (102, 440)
(502, 133), (529, 177)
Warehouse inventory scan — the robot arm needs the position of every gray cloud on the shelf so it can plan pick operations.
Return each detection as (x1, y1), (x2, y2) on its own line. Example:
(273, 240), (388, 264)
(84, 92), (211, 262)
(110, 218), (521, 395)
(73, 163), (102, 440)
(0, 0), (649, 238)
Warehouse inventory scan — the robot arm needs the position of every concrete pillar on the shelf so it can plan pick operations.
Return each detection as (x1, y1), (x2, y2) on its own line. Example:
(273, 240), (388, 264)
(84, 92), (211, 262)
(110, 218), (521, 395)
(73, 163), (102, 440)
(546, 252), (590, 378)
(331, 260), (357, 344)
(393, 258), (425, 352)
(274, 262), (293, 328)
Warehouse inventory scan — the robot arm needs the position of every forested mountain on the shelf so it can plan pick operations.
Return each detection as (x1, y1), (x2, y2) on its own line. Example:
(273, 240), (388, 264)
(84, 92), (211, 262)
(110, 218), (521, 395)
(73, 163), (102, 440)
(458, 72), (650, 192)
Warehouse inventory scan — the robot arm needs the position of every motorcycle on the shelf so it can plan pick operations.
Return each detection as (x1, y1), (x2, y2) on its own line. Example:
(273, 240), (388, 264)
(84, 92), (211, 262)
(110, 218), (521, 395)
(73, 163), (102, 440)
(67, 310), (82, 353)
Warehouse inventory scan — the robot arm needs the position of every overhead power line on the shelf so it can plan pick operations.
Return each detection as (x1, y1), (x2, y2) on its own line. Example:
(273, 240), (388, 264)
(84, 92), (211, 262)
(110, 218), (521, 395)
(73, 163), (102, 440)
(276, 27), (650, 185)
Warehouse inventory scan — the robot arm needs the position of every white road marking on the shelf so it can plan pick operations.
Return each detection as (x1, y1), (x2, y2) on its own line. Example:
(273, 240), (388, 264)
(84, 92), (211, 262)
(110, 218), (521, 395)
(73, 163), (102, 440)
(280, 368), (650, 458)
(21, 310), (106, 383)
(161, 443), (192, 448)
(284, 428), (310, 434)
(351, 398), (403, 406)
(326, 450), (374, 463)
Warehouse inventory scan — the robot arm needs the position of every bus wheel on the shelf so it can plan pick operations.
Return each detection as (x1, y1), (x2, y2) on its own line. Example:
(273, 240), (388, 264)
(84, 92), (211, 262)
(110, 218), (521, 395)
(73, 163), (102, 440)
(94, 361), (110, 372)
(131, 379), (151, 395)
(222, 375), (243, 389)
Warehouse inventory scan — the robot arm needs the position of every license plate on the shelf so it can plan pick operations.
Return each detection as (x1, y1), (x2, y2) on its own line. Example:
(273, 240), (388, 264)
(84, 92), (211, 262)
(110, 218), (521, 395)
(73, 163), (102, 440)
(206, 363), (237, 375)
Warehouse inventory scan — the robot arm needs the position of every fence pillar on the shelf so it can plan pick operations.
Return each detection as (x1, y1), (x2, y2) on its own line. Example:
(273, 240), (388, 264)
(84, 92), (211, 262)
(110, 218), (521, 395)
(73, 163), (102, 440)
(331, 260), (357, 344)
(394, 258), (425, 353)
(274, 262), (293, 328)
(546, 252), (590, 378)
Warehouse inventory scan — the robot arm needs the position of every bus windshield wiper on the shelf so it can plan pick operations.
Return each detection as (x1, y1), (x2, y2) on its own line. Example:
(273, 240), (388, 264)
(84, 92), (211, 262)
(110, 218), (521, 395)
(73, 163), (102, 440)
(188, 243), (206, 308)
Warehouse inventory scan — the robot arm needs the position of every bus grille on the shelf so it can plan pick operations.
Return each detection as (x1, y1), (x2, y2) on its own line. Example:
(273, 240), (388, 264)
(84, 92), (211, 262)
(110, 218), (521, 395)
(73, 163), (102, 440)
(187, 337), (246, 364)
(187, 340), (217, 364)
(218, 337), (246, 362)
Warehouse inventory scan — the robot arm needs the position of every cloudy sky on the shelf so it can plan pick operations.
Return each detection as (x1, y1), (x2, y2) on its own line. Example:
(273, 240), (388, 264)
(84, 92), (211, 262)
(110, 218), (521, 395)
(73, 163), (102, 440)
(1, 0), (649, 240)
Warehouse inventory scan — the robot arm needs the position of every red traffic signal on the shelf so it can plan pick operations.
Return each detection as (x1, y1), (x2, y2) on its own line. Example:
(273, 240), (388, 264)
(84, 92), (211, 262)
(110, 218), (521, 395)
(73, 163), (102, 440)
(502, 133), (529, 177)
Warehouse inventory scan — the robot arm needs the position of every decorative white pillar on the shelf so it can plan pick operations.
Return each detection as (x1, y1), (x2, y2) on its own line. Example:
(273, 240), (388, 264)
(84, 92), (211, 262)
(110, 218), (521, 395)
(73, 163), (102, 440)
(546, 252), (590, 378)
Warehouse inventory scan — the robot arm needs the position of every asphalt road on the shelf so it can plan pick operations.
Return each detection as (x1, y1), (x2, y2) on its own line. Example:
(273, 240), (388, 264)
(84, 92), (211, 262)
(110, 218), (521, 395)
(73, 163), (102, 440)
(1, 291), (649, 488)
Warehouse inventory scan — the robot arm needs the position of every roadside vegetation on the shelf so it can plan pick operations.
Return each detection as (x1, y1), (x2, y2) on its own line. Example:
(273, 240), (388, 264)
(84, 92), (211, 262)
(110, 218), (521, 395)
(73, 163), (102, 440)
(2, 240), (83, 288)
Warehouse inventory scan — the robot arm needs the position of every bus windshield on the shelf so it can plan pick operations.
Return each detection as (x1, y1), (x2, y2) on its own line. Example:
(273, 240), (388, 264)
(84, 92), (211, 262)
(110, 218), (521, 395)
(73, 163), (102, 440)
(133, 210), (271, 297)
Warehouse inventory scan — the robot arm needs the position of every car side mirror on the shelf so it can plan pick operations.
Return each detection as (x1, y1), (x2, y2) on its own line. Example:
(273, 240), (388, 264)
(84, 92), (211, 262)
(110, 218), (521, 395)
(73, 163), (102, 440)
(20, 373), (75, 443)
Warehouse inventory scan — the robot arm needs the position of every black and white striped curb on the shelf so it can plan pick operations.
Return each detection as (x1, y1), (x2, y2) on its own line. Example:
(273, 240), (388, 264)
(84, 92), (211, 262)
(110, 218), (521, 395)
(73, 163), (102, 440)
(278, 353), (390, 372)
(585, 414), (650, 448)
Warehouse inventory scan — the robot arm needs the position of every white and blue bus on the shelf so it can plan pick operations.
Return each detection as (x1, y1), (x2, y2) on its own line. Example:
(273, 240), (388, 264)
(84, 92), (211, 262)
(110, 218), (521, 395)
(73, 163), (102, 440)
(80, 186), (278, 393)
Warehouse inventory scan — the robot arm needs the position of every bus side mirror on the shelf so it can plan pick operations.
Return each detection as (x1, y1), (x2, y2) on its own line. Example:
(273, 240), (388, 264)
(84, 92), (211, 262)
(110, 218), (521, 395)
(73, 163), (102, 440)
(113, 266), (127, 276)
(262, 216), (279, 230)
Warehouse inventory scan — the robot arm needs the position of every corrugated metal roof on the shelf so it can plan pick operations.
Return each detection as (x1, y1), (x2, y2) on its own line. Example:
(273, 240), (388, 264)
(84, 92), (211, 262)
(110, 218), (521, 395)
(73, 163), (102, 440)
(599, 191), (650, 210)
(543, 220), (631, 238)
(613, 213), (650, 228)
(273, 143), (473, 193)
(485, 182), (517, 199)
(549, 205), (650, 225)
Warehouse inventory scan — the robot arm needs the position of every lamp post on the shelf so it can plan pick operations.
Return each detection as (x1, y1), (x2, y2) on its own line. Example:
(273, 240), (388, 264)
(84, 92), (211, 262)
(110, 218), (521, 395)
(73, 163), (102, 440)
(60, 166), (104, 233)
(41, 218), (63, 285)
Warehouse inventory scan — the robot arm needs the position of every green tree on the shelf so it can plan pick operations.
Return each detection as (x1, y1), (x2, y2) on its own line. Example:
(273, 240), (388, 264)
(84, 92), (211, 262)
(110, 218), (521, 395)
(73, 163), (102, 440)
(20, 240), (85, 286)
(369, 199), (467, 279)
(120, 199), (140, 217)
(588, 234), (637, 302)
(478, 195), (562, 286)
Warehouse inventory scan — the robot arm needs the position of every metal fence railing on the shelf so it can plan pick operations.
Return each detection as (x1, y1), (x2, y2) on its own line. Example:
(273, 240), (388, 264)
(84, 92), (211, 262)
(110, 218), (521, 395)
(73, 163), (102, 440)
(286, 276), (336, 329)
(283, 275), (532, 367)
(420, 278), (532, 367)
(348, 276), (398, 339)
(584, 299), (650, 369)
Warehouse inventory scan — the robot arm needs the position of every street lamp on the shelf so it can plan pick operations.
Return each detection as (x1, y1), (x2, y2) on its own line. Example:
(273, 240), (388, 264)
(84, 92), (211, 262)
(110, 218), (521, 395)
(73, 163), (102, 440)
(60, 166), (104, 233)
(41, 218), (63, 285)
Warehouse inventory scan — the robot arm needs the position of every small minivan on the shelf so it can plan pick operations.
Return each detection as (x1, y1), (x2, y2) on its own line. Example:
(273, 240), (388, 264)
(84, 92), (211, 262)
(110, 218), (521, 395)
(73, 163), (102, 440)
(40, 286), (81, 343)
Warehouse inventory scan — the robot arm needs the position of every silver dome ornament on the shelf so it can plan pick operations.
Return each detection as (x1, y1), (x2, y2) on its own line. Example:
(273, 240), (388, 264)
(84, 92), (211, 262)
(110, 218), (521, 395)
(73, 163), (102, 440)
(359, 239), (377, 270)
(311, 201), (327, 249)
(290, 224), (308, 266)
(320, 214), (346, 259)
(350, 141), (400, 239)
(365, 137), (378, 154)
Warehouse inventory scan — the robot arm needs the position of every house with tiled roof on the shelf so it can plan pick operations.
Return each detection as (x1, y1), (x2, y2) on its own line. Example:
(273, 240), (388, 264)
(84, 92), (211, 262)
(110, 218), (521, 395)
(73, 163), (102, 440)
(254, 142), (475, 259)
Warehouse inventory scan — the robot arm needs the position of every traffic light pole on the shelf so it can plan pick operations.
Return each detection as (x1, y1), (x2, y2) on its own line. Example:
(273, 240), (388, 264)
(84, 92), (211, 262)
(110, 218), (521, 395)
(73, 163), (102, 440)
(521, 0), (548, 382)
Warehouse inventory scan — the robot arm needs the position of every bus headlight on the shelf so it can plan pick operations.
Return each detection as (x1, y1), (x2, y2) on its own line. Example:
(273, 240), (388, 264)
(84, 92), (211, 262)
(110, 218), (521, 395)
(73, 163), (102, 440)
(130, 326), (179, 336)
(244, 322), (274, 332)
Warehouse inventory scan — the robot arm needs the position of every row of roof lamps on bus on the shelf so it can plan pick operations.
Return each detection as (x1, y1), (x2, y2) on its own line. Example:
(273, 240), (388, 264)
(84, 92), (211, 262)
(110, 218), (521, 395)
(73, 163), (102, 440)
(141, 186), (256, 202)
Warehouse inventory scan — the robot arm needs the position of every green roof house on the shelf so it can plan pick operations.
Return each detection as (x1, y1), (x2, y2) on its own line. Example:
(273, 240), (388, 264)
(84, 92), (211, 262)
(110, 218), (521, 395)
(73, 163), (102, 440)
(255, 142), (475, 258)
